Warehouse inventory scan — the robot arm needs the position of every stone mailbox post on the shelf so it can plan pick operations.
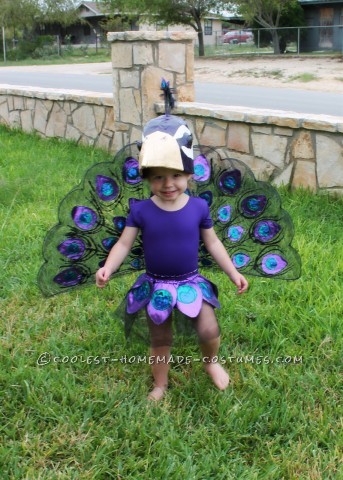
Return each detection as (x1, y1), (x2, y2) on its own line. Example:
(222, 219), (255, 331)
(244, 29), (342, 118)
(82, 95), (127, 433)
(107, 31), (196, 150)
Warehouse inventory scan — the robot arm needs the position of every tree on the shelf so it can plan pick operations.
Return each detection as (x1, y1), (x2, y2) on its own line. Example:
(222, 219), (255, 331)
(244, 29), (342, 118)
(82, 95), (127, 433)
(0, 0), (39, 33)
(35, 0), (80, 28)
(100, 0), (228, 56)
(229, 0), (305, 54)
(0, 0), (79, 61)
(0, 0), (78, 36)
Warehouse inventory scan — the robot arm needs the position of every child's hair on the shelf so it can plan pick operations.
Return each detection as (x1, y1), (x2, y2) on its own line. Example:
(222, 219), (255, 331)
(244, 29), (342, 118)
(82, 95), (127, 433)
(141, 167), (187, 180)
(140, 167), (153, 179)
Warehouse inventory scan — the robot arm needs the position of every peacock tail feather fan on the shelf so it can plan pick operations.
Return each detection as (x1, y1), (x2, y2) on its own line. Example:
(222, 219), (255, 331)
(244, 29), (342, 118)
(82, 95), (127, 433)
(38, 144), (301, 297)
(190, 146), (301, 280)
(38, 143), (148, 297)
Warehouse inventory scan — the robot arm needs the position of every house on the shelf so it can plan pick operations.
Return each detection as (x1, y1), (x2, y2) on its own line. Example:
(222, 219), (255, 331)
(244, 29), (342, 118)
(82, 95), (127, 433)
(299, 0), (343, 51)
(140, 12), (226, 47)
(39, 2), (138, 45)
(73, 1), (109, 44)
(37, 2), (106, 44)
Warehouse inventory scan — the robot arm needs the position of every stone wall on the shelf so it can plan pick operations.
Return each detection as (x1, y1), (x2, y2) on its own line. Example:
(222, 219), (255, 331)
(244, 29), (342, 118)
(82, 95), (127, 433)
(0, 86), (116, 151)
(156, 103), (343, 195)
(0, 85), (342, 195)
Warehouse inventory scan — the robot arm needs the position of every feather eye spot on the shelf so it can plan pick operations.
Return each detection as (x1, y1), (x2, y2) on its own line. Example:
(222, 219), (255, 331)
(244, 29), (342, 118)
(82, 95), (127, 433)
(218, 205), (232, 223)
(199, 190), (213, 206)
(262, 254), (288, 274)
(53, 267), (84, 287)
(102, 237), (118, 251)
(193, 155), (211, 182)
(233, 253), (250, 269)
(254, 221), (281, 242)
(219, 169), (241, 194)
(241, 195), (267, 218)
(113, 216), (126, 232)
(72, 206), (97, 230)
(57, 238), (86, 260)
(228, 225), (244, 242)
(131, 258), (143, 269)
(96, 175), (119, 201)
(200, 258), (213, 267)
(123, 157), (141, 185)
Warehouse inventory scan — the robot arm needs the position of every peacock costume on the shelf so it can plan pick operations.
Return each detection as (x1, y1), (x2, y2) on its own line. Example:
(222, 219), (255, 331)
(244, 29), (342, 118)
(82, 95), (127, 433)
(38, 80), (301, 343)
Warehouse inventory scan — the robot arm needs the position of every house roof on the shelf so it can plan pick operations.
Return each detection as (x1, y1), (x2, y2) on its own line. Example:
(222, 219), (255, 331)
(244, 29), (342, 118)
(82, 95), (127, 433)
(77, 1), (107, 17)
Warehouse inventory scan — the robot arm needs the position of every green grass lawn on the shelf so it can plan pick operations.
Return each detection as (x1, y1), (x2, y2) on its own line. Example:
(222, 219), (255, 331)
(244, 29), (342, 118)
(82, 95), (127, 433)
(1, 45), (339, 68)
(0, 126), (342, 479)
(0, 48), (111, 68)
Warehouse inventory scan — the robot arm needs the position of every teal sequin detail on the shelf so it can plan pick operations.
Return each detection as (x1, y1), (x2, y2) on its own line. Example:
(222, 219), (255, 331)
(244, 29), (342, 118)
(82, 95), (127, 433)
(102, 183), (115, 197)
(267, 258), (277, 268)
(177, 285), (198, 304)
(151, 289), (173, 311)
(198, 281), (213, 300)
(133, 281), (151, 302)
(194, 164), (205, 177)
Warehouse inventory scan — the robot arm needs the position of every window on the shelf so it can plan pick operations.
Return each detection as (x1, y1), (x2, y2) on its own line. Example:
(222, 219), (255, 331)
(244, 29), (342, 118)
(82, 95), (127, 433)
(204, 19), (212, 36)
(83, 24), (91, 37)
(319, 7), (333, 48)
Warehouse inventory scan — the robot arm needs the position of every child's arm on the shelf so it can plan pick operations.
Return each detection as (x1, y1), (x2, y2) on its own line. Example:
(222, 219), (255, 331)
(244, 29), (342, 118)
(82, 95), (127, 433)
(201, 228), (249, 294)
(95, 226), (139, 288)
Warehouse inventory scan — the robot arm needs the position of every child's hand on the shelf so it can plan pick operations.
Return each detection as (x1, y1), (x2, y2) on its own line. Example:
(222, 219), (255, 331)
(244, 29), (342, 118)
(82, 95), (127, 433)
(95, 267), (111, 288)
(231, 273), (249, 295)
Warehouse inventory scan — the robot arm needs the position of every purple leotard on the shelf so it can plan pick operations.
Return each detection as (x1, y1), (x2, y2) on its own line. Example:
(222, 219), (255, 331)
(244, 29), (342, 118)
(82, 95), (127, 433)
(126, 196), (213, 277)
(124, 196), (220, 325)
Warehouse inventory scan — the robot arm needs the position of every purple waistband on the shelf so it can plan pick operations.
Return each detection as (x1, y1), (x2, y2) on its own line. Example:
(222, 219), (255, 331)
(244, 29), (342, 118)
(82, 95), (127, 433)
(145, 269), (199, 282)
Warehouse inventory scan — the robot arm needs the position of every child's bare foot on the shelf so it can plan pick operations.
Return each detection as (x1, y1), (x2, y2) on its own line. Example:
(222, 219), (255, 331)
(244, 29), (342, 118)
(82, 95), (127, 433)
(204, 363), (230, 390)
(147, 385), (167, 401)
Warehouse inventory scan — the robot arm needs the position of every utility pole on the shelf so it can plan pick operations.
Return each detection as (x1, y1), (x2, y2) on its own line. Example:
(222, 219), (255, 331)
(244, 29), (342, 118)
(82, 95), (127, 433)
(2, 25), (6, 62)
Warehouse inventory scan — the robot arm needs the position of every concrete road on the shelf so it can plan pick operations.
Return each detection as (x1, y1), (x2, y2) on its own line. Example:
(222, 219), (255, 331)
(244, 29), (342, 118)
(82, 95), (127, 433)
(0, 64), (342, 117)
(195, 82), (343, 117)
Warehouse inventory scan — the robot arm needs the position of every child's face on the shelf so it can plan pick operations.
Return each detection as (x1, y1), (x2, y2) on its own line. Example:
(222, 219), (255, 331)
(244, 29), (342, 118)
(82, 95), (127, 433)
(146, 167), (191, 202)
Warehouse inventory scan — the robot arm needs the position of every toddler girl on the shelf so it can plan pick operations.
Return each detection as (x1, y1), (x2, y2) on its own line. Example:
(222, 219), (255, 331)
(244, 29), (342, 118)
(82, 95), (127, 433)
(95, 114), (248, 401)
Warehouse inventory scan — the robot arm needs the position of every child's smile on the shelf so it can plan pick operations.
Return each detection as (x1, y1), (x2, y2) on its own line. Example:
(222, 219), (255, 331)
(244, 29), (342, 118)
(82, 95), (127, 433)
(147, 167), (191, 205)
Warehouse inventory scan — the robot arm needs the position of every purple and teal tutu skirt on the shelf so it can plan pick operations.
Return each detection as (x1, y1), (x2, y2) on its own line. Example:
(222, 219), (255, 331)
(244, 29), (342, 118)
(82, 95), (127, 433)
(116, 270), (220, 344)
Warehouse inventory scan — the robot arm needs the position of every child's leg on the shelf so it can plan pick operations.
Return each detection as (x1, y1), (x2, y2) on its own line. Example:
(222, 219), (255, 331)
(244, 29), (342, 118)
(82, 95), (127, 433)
(147, 315), (173, 400)
(193, 302), (230, 391)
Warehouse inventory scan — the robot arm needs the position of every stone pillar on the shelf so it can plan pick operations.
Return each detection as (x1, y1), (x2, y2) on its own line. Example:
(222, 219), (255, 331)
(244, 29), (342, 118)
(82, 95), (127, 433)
(107, 31), (196, 150)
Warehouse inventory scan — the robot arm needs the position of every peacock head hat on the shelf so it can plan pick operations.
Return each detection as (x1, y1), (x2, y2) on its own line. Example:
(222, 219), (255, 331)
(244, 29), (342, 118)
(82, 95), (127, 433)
(138, 79), (194, 175)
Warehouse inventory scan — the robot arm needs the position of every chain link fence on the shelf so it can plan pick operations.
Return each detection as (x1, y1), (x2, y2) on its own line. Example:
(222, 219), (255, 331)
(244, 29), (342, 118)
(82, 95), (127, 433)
(0, 33), (110, 62)
(1, 25), (343, 62)
(216, 25), (343, 56)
